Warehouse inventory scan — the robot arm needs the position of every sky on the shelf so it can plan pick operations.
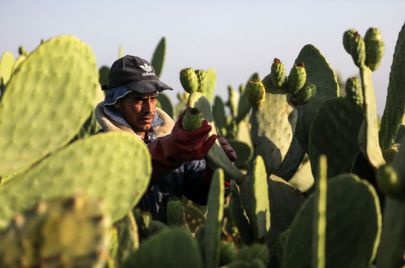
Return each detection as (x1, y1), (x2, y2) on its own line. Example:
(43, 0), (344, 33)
(1, 0), (404, 114)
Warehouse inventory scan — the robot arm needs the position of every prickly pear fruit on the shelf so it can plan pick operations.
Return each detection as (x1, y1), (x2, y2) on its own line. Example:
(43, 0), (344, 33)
(180, 68), (199, 94)
(270, 58), (286, 89)
(376, 164), (404, 199)
(343, 29), (366, 68)
(245, 80), (265, 107)
(182, 107), (204, 131)
(343, 29), (358, 54)
(345, 77), (363, 105)
(167, 199), (184, 226)
(293, 83), (316, 105)
(364, 27), (385, 71)
(287, 63), (306, 93)
(195, 69), (208, 93)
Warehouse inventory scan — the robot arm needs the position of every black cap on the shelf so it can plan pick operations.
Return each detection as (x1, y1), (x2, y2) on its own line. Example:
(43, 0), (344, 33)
(105, 55), (173, 94)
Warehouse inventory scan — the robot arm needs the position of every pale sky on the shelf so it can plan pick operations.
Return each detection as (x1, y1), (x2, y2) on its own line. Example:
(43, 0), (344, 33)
(1, 0), (404, 114)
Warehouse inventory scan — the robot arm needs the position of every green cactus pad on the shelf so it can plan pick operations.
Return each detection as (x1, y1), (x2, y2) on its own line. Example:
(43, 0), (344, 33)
(188, 92), (246, 184)
(345, 76), (363, 105)
(167, 199), (184, 226)
(227, 85), (240, 118)
(283, 174), (382, 268)
(205, 68), (217, 103)
(157, 92), (174, 118)
(287, 63), (307, 93)
(364, 28), (384, 71)
(359, 67), (386, 168)
(236, 91), (251, 124)
(250, 84), (297, 174)
(213, 96), (227, 134)
(228, 140), (253, 169)
(295, 45), (339, 152)
(219, 240), (237, 266)
(183, 201), (206, 234)
(288, 155), (315, 192)
(0, 195), (110, 268)
(205, 169), (225, 268)
(0, 35), (99, 177)
(151, 37), (166, 77)
(0, 51), (15, 86)
(235, 244), (270, 267)
(308, 98), (363, 178)
(124, 227), (202, 268)
(379, 22), (405, 150)
(0, 133), (151, 228)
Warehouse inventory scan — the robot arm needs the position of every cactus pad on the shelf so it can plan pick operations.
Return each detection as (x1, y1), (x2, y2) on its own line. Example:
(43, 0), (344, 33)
(0, 51), (15, 85)
(180, 68), (199, 94)
(283, 174), (381, 268)
(0, 35), (99, 177)
(0, 132), (152, 227)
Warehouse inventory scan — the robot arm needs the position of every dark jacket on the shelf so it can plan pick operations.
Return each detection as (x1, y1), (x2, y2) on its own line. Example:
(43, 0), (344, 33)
(95, 103), (210, 222)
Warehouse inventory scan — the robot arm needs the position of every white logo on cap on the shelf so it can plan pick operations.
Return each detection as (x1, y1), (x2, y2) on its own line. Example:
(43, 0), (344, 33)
(139, 64), (155, 77)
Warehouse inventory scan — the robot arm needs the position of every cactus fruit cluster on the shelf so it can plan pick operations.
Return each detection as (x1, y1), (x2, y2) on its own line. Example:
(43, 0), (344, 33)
(0, 21), (404, 268)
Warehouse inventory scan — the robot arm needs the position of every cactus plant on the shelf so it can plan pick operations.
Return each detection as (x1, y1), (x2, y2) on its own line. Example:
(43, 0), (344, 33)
(287, 63), (307, 93)
(0, 133), (152, 227)
(270, 58), (286, 89)
(283, 174), (381, 268)
(167, 199), (184, 226)
(0, 35), (99, 177)
(245, 80), (265, 107)
(157, 92), (174, 118)
(213, 96), (227, 135)
(182, 107), (203, 131)
(0, 195), (110, 268)
(379, 22), (405, 151)
(364, 27), (385, 71)
(345, 76), (363, 106)
(0, 51), (15, 86)
(151, 37), (166, 77)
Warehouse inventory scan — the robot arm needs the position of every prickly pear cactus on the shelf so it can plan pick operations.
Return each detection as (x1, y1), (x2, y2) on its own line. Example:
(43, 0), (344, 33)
(205, 68), (217, 103)
(379, 22), (405, 151)
(245, 80), (265, 107)
(0, 195), (110, 268)
(157, 92), (174, 118)
(250, 81), (297, 174)
(364, 28), (385, 71)
(345, 76), (363, 106)
(287, 63), (307, 93)
(294, 45), (340, 152)
(167, 199), (184, 226)
(182, 107), (203, 131)
(188, 92), (246, 183)
(308, 98), (363, 178)
(204, 169), (225, 268)
(283, 174), (382, 268)
(123, 227), (202, 268)
(151, 37), (166, 77)
(0, 35), (99, 177)
(270, 58), (286, 89)
(227, 85), (240, 118)
(228, 140), (253, 169)
(0, 51), (15, 86)
(377, 136), (405, 268)
(0, 132), (152, 227)
(213, 96), (227, 134)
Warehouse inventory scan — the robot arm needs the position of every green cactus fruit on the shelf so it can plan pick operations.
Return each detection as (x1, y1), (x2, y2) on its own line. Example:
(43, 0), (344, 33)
(151, 37), (166, 77)
(353, 32), (367, 68)
(364, 28), (384, 71)
(167, 199), (184, 226)
(379, 22), (405, 151)
(0, 132), (152, 227)
(245, 80), (265, 107)
(219, 240), (237, 266)
(0, 51), (15, 86)
(195, 69), (208, 94)
(236, 244), (270, 266)
(18, 46), (28, 56)
(376, 164), (404, 199)
(0, 195), (110, 268)
(287, 62), (307, 93)
(0, 35), (99, 177)
(293, 83), (316, 105)
(283, 174), (381, 268)
(345, 76), (363, 105)
(123, 227), (202, 268)
(182, 107), (203, 131)
(180, 68), (199, 94)
(205, 169), (225, 268)
(343, 29), (358, 54)
(271, 58), (286, 89)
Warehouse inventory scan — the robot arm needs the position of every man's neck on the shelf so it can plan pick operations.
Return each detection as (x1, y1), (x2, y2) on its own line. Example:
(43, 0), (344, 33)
(135, 130), (146, 141)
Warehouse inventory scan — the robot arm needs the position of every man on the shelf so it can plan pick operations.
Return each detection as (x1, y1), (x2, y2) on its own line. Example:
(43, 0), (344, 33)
(95, 55), (235, 222)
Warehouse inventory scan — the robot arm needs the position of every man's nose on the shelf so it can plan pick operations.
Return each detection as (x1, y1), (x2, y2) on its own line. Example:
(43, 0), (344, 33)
(142, 98), (153, 112)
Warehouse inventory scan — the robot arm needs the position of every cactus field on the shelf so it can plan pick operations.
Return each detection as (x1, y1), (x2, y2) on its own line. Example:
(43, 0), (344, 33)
(0, 20), (404, 268)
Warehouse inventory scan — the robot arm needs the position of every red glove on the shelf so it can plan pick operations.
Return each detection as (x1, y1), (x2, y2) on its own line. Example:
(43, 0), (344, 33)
(148, 112), (217, 180)
(218, 136), (237, 162)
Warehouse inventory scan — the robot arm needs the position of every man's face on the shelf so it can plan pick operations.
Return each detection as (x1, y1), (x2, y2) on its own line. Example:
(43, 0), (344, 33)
(116, 91), (157, 132)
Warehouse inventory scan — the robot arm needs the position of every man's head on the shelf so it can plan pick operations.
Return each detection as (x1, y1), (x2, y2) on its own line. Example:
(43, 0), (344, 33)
(103, 55), (173, 132)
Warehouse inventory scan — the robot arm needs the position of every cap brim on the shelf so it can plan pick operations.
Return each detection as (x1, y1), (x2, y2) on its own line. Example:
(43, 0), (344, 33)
(123, 79), (173, 94)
